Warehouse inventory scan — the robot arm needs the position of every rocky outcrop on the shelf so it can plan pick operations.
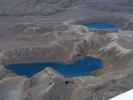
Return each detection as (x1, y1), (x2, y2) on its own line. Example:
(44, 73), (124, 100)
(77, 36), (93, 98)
(1, 66), (133, 100)
(0, 76), (28, 100)
(0, 65), (16, 80)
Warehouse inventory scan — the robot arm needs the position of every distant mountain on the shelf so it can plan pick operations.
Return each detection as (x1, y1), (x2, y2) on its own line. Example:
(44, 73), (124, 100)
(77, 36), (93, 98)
(0, 0), (133, 16)
(0, 0), (77, 16)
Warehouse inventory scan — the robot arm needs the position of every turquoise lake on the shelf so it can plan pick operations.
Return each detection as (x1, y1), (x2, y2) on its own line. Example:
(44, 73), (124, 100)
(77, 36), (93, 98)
(5, 56), (103, 77)
(84, 22), (119, 32)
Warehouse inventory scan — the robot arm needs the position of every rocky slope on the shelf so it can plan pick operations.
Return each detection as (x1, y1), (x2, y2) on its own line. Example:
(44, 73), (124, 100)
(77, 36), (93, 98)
(0, 24), (133, 100)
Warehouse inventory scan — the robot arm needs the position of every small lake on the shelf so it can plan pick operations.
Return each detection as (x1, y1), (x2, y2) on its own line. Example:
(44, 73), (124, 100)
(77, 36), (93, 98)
(5, 56), (103, 77)
(84, 22), (119, 32)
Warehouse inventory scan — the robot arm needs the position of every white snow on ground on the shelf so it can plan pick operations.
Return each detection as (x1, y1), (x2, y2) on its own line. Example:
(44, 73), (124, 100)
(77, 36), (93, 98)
(110, 89), (133, 100)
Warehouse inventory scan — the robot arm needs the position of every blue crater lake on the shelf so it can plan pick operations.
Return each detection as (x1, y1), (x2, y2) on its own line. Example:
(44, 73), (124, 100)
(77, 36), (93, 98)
(84, 22), (119, 32)
(5, 57), (103, 77)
